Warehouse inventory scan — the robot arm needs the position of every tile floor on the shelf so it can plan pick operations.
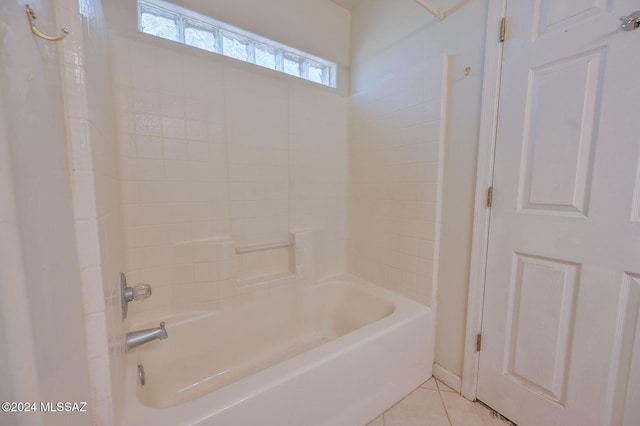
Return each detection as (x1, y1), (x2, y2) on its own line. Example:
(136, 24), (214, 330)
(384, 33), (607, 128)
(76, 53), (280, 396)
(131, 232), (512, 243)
(367, 377), (514, 426)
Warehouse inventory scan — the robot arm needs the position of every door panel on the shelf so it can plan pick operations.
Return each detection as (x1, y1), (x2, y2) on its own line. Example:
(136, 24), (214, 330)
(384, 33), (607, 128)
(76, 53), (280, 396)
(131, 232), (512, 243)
(478, 0), (640, 425)
(504, 253), (579, 405)
(519, 48), (602, 216)
(534, 0), (608, 39)
(607, 273), (640, 426)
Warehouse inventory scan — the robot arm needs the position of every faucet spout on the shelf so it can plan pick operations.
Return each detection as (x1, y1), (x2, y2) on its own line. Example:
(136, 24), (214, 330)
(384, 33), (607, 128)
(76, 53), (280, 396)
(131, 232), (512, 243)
(126, 321), (168, 351)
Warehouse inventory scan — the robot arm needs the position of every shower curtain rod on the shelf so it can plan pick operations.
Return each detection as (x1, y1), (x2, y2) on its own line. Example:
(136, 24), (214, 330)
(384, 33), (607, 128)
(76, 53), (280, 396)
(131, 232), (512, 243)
(413, 0), (471, 21)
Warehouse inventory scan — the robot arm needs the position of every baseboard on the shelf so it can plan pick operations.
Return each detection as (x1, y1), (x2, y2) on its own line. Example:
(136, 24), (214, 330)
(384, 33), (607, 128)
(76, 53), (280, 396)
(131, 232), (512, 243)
(433, 363), (462, 393)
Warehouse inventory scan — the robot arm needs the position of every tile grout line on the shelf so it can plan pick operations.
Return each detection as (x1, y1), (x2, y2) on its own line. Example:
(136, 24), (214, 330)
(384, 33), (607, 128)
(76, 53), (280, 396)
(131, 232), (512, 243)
(435, 379), (454, 426)
(381, 385), (413, 425)
(380, 381), (431, 426)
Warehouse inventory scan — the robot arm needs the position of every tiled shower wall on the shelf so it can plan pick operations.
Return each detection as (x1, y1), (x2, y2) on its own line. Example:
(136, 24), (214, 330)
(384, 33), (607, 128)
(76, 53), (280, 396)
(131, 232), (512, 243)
(348, 56), (446, 307)
(290, 85), (349, 280)
(110, 34), (348, 323)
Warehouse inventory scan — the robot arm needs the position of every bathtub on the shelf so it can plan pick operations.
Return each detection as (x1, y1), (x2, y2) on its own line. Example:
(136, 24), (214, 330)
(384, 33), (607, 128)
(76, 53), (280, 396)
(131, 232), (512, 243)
(121, 275), (433, 426)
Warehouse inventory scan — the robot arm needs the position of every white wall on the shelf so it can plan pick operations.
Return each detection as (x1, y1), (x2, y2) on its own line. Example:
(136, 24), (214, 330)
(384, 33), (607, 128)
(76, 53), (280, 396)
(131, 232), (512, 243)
(290, 84), (349, 280)
(109, 18), (349, 323)
(349, 0), (489, 377)
(349, 48), (446, 306)
(430, 0), (488, 380)
(0, 2), (92, 425)
(103, 0), (351, 93)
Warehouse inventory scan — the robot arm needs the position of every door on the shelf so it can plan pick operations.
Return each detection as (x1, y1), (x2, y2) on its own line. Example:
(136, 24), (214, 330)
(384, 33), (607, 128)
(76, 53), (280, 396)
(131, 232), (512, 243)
(478, 1), (640, 425)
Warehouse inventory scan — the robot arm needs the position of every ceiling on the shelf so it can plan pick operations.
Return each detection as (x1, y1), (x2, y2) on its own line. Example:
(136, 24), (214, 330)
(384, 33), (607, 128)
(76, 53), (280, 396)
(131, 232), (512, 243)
(330, 0), (362, 10)
(331, 0), (468, 13)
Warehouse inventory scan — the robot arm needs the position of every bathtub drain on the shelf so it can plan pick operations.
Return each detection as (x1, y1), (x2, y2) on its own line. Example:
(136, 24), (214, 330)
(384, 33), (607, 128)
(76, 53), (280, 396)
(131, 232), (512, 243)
(138, 364), (145, 387)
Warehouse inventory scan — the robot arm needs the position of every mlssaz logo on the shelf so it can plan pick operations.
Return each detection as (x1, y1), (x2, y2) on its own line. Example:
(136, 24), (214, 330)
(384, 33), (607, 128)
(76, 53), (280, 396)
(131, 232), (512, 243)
(40, 402), (88, 412)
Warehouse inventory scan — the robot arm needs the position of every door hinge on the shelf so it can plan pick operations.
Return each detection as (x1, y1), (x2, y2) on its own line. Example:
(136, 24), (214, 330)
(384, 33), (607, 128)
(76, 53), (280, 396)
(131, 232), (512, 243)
(486, 186), (494, 208)
(500, 17), (506, 42)
(476, 333), (482, 352)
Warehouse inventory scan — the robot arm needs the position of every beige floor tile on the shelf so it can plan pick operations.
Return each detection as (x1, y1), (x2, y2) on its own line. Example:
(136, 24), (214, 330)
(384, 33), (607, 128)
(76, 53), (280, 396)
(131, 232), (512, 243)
(440, 392), (509, 426)
(436, 379), (457, 393)
(366, 414), (384, 426)
(420, 377), (438, 390)
(384, 388), (450, 426)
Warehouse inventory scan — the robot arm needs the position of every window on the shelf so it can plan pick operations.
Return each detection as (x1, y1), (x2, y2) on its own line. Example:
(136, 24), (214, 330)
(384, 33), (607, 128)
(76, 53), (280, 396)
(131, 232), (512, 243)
(138, 0), (337, 88)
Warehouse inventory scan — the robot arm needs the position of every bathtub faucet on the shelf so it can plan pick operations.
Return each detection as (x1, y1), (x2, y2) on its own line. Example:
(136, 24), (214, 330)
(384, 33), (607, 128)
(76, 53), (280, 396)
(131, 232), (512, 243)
(126, 322), (168, 351)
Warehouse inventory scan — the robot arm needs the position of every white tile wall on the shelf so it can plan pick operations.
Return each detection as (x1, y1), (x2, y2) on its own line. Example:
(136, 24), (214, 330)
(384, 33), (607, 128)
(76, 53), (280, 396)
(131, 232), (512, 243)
(111, 34), (349, 323)
(225, 68), (289, 246)
(348, 57), (445, 306)
(112, 36), (232, 322)
(289, 85), (349, 281)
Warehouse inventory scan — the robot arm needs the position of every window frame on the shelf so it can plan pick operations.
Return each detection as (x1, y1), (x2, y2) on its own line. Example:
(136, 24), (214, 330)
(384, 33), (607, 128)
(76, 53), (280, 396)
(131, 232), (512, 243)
(138, 0), (337, 88)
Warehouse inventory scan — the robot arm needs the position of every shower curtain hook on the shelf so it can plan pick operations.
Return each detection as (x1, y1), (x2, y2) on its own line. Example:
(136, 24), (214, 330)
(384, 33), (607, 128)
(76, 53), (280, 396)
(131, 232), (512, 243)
(25, 5), (69, 42)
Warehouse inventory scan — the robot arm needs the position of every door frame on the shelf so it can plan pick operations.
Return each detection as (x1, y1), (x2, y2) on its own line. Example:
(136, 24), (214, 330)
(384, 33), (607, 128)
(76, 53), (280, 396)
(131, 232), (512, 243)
(461, 0), (507, 400)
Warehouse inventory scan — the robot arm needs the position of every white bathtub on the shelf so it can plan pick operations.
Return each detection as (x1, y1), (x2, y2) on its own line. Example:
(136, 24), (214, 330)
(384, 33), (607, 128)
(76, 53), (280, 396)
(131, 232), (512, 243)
(121, 275), (433, 426)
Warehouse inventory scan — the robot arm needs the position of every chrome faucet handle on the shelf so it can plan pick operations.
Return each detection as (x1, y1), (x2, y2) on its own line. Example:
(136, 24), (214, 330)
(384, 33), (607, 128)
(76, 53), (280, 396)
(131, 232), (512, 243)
(120, 273), (153, 319)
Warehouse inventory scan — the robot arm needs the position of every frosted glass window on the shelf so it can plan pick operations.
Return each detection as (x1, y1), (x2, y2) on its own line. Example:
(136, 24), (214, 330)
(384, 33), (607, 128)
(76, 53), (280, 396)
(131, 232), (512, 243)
(140, 7), (178, 42)
(138, 0), (336, 88)
(283, 53), (301, 78)
(308, 61), (329, 86)
(185, 24), (217, 52)
(255, 43), (277, 70)
(222, 32), (249, 61)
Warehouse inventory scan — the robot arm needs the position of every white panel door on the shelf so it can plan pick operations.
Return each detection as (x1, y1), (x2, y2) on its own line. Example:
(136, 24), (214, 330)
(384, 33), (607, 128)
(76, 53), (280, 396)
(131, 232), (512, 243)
(478, 0), (640, 425)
